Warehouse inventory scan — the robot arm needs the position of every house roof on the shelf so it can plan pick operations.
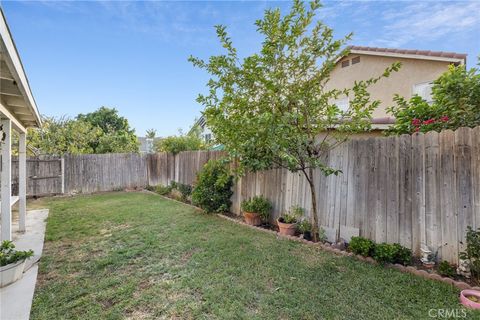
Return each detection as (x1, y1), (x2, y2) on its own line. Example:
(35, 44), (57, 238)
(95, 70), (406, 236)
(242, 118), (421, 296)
(0, 8), (41, 131)
(344, 45), (466, 65)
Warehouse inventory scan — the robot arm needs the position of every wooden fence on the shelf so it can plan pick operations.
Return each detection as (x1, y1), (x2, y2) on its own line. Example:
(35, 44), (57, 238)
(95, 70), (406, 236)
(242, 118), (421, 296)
(6, 127), (479, 263)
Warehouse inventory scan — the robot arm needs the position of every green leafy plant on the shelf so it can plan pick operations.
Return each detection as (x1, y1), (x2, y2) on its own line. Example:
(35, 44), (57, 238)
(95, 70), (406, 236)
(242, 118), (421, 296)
(191, 159), (234, 213)
(241, 196), (272, 221)
(279, 205), (304, 224)
(154, 129), (206, 155)
(297, 219), (312, 234)
(348, 237), (375, 257)
(155, 185), (172, 196)
(0, 240), (34, 267)
(373, 243), (412, 265)
(177, 183), (193, 202)
(438, 261), (456, 278)
(387, 60), (480, 135)
(393, 243), (412, 266)
(190, 0), (399, 241)
(459, 226), (480, 281)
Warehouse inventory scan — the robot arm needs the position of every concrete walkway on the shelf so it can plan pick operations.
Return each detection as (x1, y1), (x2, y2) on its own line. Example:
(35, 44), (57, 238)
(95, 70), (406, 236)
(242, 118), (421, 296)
(0, 209), (49, 320)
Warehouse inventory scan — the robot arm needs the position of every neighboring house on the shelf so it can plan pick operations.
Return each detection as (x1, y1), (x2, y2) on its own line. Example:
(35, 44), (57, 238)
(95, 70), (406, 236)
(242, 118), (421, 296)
(192, 46), (466, 139)
(190, 116), (213, 143)
(328, 46), (466, 135)
(137, 137), (162, 154)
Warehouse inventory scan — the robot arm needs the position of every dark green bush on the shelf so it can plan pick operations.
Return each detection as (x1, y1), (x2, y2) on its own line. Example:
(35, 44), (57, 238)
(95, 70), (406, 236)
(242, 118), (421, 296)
(459, 226), (480, 281)
(177, 183), (193, 201)
(241, 196), (272, 221)
(348, 237), (375, 257)
(393, 243), (412, 266)
(373, 243), (398, 264)
(373, 243), (412, 265)
(191, 159), (234, 213)
(145, 185), (155, 192)
(438, 261), (456, 278)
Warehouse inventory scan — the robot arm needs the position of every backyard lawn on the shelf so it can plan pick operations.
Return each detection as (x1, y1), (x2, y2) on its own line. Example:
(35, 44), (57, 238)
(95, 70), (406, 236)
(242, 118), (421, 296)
(30, 192), (477, 319)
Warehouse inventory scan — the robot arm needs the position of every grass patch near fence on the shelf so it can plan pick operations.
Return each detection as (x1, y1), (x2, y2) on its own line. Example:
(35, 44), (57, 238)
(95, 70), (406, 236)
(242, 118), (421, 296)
(30, 192), (477, 319)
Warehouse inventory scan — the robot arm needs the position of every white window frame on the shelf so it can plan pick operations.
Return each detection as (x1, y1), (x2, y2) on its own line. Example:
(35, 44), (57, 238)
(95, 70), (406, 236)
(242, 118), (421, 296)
(333, 97), (350, 112)
(412, 81), (434, 104)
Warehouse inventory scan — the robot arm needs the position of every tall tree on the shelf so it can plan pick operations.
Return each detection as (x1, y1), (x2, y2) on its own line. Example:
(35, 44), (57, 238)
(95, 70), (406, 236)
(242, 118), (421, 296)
(77, 107), (139, 153)
(190, 0), (399, 241)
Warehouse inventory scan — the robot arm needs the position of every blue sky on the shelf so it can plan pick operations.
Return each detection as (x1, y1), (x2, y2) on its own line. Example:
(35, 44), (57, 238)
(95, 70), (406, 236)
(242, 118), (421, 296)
(2, 0), (479, 137)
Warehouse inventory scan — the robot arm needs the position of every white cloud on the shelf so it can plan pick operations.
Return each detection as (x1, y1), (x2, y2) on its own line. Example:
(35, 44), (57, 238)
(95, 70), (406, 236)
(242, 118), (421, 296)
(372, 1), (480, 47)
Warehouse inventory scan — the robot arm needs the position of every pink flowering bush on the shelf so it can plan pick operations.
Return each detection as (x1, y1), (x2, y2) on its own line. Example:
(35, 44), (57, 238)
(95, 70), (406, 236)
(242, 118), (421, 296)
(387, 60), (480, 135)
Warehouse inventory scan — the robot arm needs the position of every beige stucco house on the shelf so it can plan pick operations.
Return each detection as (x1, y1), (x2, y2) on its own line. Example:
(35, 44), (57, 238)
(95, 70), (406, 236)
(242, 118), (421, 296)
(328, 46), (466, 135)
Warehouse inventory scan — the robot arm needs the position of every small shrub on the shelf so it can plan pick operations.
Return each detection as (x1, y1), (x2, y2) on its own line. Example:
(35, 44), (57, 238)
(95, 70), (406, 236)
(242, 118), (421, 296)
(348, 236), (375, 257)
(297, 219), (312, 234)
(393, 243), (412, 266)
(438, 261), (456, 278)
(279, 205), (304, 224)
(373, 243), (398, 264)
(241, 196), (272, 221)
(145, 185), (155, 192)
(155, 185), (172, 196)
(191, 159), (234, 213)
(177, 183), (193, 201)
(0, 240), (34, 267)
(373, 243), (412, 265)
(459, 226), (480, 281)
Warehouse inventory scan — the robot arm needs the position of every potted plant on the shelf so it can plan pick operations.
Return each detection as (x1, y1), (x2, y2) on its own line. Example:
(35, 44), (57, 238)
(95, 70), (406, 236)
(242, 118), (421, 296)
(277, 206), (303, 236)
(241, 196), (272, 226)
(0, 240), (34, 287)
(298, 219), (312, 241)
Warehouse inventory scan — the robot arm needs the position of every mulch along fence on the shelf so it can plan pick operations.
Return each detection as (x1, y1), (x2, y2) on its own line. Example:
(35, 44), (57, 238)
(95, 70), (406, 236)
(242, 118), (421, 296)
(9, 127), (480, 263)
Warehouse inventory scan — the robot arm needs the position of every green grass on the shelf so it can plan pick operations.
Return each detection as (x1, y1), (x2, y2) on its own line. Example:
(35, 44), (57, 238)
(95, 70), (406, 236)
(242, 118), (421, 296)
(30, 192), (479, 319)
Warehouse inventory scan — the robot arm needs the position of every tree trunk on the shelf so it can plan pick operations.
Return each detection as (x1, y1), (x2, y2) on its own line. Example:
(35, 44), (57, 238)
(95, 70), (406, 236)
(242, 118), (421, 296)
(304, 167), (319, 242)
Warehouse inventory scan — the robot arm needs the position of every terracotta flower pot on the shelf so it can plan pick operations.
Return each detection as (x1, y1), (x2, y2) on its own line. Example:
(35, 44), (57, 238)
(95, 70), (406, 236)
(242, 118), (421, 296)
(244, 212), (262, 226)
(277, 219), (297, 236)
(460, 289), (480, 309)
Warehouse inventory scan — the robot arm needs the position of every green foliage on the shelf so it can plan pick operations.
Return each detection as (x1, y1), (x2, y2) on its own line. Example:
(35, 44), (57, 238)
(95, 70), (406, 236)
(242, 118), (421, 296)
(348, 237), (375, 257)
(77, 106), (139, 153)
(387, 61), (480, 135)
(155, 185), (172, 196)
(146, 129), (156, 139)
(27, 107), (139, 155)
(297, 219), (312, 234)
(373, 243), (412, 265)
(177, 183), (193, 202)
(190, 0), (399, 240)
(241, 196), (272, 221)
(0, 240), (34, 267)
(280, 205), (304, 224)
(393, 243), (413, 266)
(155, 131), (206, 155)
(26, 116), (102, 155)
(191, 159), (234, 213)
(438, 261), (456, 278)
(459, 226), (480, 281)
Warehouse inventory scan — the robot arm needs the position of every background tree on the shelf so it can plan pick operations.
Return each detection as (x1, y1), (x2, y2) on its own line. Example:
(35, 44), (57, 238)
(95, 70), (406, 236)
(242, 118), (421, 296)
(190, 0), (399, 241)
(26, 116), (101, 155)
(146, 129), (157, 139)
(76, 106), (139, 153)
(154, 129), (205, 155)
(26, 107), (139, 155)
(387, 58), (480, 135)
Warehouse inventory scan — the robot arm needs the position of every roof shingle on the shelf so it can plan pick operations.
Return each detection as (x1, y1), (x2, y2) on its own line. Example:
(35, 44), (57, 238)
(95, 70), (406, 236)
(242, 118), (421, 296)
(347, 45), (467, 61)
